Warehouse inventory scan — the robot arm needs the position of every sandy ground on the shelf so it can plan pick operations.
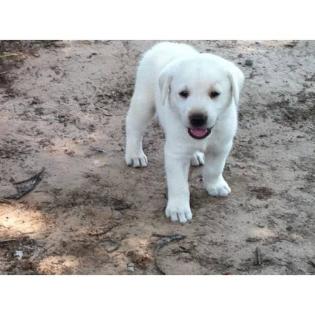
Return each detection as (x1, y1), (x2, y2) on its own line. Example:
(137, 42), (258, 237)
(0, 40), (314, 275)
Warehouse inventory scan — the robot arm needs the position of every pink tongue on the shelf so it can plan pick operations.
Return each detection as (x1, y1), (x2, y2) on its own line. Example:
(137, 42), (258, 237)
(189, 128), (208, 138)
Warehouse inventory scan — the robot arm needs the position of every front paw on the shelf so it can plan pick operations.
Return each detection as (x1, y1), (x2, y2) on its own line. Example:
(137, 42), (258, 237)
(191, 151), (205, 167)
(125, 151), (148, 168)
(206, 176), (231, 197)
(165, 200), (192, 223)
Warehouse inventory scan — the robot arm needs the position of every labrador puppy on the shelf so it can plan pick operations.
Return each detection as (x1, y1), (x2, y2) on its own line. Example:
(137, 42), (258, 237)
(125, 42), (244, 223)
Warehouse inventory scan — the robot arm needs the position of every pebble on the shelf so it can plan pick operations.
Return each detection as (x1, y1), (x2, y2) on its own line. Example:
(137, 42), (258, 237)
(15, 250), (24, 260)
(127, 262), (135, 272)
(112, 210), (123, 220)
(245, 59), (253, 67)
(103, 239), (120, 253)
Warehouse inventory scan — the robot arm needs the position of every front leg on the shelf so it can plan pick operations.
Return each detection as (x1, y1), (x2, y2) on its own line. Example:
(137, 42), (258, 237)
(203, 141), (233, 197)
(164, 148), (192, 223)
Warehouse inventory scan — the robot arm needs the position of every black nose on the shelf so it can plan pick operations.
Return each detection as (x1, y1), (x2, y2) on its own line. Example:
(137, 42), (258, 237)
(189, 113), (208, 127)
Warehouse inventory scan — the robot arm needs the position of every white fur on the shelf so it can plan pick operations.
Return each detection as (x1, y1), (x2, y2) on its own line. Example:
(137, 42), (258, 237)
(125, 42), (244, 223)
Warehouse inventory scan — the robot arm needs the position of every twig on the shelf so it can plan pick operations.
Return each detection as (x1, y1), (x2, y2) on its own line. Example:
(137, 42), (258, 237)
(152, 233), (186, 274)
(254, 247), (262, 266)
(90, 147), (107, 154)
(6, 167), (45, 200)
(0, 236), (29, 246)
(87, 223), (118, 237)
(0, 52), (26, 59)
(13, 167), (45, 185)
(0, 198), (13, 204)
(155, 256), (166, 275)
(308, 260), (315, 268)
(0, 239), (19, 245)
(152, 233), (186, 250)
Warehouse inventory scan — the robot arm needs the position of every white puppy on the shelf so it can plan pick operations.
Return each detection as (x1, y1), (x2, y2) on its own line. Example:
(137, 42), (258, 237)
(125, 42), (244, 223)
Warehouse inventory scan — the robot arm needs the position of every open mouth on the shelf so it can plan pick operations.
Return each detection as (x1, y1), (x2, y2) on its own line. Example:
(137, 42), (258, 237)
(188, 127), (212, 140)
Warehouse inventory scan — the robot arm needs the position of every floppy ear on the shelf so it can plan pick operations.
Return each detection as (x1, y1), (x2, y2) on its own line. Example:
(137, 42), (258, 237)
(158, 66), (173, 106)
(227, 63), (245, 106)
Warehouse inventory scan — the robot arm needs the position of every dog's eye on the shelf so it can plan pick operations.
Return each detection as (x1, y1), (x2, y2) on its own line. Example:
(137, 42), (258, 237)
(179, 90), (189, 98)
(209, 91), (220, 99)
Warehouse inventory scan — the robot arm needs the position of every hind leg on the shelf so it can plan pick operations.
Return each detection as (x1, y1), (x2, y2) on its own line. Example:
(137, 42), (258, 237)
(125, 93), (155, 168)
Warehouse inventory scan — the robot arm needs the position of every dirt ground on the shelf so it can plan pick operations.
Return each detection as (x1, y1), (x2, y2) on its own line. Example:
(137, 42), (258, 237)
(0, 40), (314, 275)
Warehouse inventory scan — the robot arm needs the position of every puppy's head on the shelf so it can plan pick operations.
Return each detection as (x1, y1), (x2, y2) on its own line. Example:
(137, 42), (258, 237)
(159, 55), (244, 140)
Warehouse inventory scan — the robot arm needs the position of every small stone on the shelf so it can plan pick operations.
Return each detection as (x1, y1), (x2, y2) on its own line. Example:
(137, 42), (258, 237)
(103, 239), (120, 253)
(112, 210), (123, 220)
(15, 250), (23, 260)
(87, 52), (97, 59)
(127, 262), (135, 272)
(245, 59), (253, 67)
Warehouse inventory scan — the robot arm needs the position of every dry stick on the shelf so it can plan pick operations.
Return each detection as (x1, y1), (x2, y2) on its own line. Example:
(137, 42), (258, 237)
(153, 233), (186, 250)
(152, 233), (186, 274)
(0, 52), (27, 59)
(155, 256), (166, 275)
(87, 223), (118, 237)
(13, 167), (45, 185)
(0, 239), (19, 245)
(308, 260), (315, 268)
(255, 247), (262, 266)
(6, 167), (45, 200)
(0, 236), (29, 245)
(0, 198), (13, 204)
